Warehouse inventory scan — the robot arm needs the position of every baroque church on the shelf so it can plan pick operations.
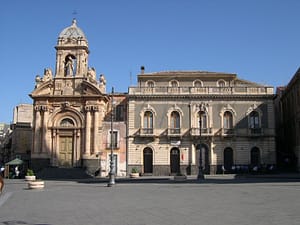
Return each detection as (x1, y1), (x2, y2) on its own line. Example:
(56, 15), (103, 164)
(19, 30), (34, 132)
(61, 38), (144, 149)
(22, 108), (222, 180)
(30, 20), (127, 176)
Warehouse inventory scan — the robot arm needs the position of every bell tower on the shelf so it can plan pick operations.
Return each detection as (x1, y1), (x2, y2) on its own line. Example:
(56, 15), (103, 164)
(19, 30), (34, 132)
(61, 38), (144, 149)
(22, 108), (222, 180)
(55, 19), (89, 77)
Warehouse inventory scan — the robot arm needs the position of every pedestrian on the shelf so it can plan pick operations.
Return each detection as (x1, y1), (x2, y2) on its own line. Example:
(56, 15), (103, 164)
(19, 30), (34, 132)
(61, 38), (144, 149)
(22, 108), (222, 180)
(0, 165), (4, 177)
(15, 166), (20, 178)
(0, 175), (4, 195)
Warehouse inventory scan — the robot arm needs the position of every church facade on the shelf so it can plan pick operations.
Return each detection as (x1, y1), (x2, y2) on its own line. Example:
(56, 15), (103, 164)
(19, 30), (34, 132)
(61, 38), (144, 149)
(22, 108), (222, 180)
(30, 20), (127, 176)
(127, 68), (276, 175)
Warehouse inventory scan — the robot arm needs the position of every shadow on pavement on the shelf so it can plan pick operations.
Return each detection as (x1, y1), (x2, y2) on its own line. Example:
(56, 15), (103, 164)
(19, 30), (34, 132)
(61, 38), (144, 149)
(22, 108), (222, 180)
(74, 174), (300, 185)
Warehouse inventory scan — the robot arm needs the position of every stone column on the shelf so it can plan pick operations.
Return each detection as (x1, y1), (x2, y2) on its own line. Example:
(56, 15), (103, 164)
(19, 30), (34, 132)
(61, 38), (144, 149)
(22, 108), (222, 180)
(52, 129), (58, 166)
(93, 106), (99, 155)
(33, 106), (41, 153)
(85, 106), (91, 155)
(56, 52), (63, 76)
(41, 105), (48, 153)
(55, 129), (60, 166)
(76, 129), (81, 167)
(73, 130), (77, 166)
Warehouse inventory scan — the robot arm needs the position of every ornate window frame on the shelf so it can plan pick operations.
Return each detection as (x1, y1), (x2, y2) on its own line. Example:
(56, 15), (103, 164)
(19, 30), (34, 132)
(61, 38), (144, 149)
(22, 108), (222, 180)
(219, 105), (236, 135)
(246, 105), (263, 128)
(193, 79), (203, 87)
(169, 80), (179, 87)
(217, 79), (226, 87)
(146, 80), (155, 88)
(139, 105), (156, 135)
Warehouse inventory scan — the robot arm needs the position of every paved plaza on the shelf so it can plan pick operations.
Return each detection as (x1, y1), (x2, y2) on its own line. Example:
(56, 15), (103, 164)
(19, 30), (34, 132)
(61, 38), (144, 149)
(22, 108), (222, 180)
(0, 176), (300, 225)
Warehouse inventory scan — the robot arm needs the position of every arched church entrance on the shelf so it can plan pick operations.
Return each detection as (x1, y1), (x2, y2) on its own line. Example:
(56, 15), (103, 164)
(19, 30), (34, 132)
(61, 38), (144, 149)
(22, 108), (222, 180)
(51, 116), (82, 168)
(58, 118), (75, 167)
(59, 135), (73, 167)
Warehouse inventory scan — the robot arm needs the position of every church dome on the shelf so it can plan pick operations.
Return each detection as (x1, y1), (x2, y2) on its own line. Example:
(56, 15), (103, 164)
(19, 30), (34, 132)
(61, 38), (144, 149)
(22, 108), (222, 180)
(59, 19), (86, 39)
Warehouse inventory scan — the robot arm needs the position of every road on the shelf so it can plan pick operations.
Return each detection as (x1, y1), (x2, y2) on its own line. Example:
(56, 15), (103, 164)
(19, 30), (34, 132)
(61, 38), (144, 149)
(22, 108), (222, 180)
(0, 176), (300, 225)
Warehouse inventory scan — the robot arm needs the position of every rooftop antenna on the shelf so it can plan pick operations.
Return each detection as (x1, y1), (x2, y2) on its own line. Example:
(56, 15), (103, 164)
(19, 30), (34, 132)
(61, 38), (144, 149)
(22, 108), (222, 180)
(130, 71), (132, 86)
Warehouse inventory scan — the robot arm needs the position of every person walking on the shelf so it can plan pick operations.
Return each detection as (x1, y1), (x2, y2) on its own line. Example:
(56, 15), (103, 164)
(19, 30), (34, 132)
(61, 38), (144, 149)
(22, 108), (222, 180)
(0, 175), (4, 195)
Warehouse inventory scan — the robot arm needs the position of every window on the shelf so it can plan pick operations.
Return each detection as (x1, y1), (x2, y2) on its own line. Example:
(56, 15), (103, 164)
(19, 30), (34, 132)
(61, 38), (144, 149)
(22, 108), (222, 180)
(218, 80), (226, 87)
(60, 118), (74, 127)
(171, 80), (178, 87)
(143, 111), (153, 134)
(116, 105), (125, 121)
(108, 130), (119, 149)
(171, 111), (180, 128)
(223, 111), (233, 129)
(170, 111), (180, 134)
(194, 80), (203, 88)
(147, 81), (154, 88)
(249, 111), (260, 129)
(197, 111), (207, 129)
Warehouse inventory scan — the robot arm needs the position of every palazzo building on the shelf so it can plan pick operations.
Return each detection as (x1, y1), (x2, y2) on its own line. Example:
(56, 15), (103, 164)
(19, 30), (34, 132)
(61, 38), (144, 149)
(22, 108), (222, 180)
(127, 68), (276, 175)
(275, 68), (300, 171)
(30, 20), (127, 176)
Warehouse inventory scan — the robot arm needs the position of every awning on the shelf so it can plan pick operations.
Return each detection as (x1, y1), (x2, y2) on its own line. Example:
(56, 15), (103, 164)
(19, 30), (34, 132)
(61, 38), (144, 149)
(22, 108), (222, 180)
(5, 158), (24, 166)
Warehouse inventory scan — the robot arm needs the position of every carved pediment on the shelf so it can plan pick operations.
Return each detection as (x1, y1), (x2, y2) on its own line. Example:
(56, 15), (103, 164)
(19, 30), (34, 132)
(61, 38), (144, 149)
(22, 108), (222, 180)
(81, 80), (103, 95)
(30, 80), (54, 97)
(31, 77), (106, 100)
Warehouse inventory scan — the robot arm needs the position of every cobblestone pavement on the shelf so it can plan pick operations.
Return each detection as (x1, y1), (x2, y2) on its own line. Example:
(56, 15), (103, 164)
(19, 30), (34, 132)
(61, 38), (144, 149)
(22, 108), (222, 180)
(0, 176), (300, 225)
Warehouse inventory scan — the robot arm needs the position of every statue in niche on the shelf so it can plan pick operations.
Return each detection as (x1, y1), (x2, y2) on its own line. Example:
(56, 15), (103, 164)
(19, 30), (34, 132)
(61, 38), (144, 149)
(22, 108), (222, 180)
(43, 68), (53, 81)
(65, 55), (74, 76)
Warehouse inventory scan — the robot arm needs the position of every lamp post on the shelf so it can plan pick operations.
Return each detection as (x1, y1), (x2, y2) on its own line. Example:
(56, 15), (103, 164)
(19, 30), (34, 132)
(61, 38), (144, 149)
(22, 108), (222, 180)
(108, 87), (115, 187)
(197, 113), (205, 180)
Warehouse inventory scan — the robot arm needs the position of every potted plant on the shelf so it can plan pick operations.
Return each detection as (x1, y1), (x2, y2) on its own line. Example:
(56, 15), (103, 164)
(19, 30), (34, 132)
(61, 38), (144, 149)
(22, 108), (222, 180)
(28, 179), (45, 189)
(25, 169), (36, 181)
(25, 169), (45, 189)
(130, 167), (139, 178)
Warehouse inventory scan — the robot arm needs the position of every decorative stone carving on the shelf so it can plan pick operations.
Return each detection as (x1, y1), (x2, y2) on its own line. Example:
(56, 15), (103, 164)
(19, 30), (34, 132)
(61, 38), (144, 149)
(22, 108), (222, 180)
(65, 56), (74, 76)
(43, 68), (53, 81)
(87, 67), (96, 82)
(61, 101), (71, 110)
(99, 74), (106, 85)
(34, 105), (48, 112)
(63, 80), (73, 95)
(35, 75), (42, 88)
(99, 74), (106, 93)
(85, 105), (99, 112)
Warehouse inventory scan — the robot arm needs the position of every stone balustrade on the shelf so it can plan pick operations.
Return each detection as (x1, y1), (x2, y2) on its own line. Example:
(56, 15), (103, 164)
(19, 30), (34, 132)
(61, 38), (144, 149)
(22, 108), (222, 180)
(129, 86), (274, 95)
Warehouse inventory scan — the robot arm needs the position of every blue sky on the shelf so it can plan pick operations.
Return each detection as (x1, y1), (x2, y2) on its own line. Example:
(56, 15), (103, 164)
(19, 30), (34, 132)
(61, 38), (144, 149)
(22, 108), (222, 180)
(0, 0), (299, 123)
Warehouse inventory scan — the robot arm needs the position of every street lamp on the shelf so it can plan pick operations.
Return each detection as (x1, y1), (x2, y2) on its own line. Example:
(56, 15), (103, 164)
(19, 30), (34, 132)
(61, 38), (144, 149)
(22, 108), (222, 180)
(108, 87), (115, 187)
(197, 112), (205, 180)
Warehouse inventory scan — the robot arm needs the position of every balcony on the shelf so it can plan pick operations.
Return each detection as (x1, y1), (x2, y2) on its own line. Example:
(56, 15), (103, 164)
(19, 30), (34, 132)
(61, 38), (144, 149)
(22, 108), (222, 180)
(167, 128), (181, 136)
(222, 128), (235, 136)
(106, 142), (119, 149)
(139, 128), (154, 137)
(190, 128), (211, 136)
(249, 128), (263, 136)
